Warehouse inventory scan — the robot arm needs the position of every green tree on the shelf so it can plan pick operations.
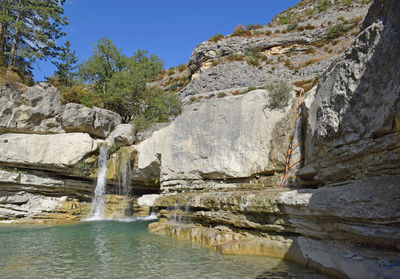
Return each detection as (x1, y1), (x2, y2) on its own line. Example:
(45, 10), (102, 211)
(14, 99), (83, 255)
(79, 37), (126, 95)
(143, 88), (182, 122)
(105, 49), (164, 122)
(79, 40), (165, 122)
(133, 88), (182, 131)
(0, 0), (68, 72)
(52, 40), (78, 86)
(105, 69), (145, 122)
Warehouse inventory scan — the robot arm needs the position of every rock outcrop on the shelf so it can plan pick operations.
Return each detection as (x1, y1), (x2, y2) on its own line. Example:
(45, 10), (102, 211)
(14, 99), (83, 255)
(0, 133), (97, 170)
(150, 176), (400, 278)
(144, 1), (400, 278)
(0, 82), (122, 138)
(298, 0), (400, 186)
(171, 1), (370, 103)
(0, 83), (65, 134)
(106, 124), (135, 148)
(61, 103), (122, 138)
(134, 89), (300, 192)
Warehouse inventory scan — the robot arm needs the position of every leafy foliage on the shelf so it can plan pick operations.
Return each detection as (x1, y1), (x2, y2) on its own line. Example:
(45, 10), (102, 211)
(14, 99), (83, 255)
(245, 24), (263, 30)
(279, 12), (292, 25)
(79, 37), (126, 95)
(52, 41), (78, 86)
(325, 23), (352, 40)
(317, 0), (332, 12)
(133, 88), (182, 131)
(287, 23), (298, 32)
(0, 0), (67, 74)
(78, 38), (165, 122)
(265, 80), (292, 109)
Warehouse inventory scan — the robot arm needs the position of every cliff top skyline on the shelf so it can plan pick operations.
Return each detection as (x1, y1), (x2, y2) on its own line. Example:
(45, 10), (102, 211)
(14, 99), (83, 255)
(32, 0), (300, 81)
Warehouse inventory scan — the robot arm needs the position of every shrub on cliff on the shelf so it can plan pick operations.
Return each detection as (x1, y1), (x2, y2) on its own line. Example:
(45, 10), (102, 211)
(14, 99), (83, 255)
(133, 88), (182, 131)
(232, 25), (251, 37)
(325, 23), (352, 40)
(245, 24), (263, 30)
(265, 80), (292, 109)
(317, 0), (332, 12)
(209, 33), (224, 42)
(279, 12), (292, 25)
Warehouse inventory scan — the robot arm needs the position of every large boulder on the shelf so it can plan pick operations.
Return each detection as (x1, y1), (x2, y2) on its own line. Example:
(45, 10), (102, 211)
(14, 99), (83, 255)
(0, 83), (65, 134)
(299, 0), (400, 185)
(0, 133), (97, 169)
(106, 124), (135, 148)
(61, 103), (121, 138)
(134, 89), (298, 192)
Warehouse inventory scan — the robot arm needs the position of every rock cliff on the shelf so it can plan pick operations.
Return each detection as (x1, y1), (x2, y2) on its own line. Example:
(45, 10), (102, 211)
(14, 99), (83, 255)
(146, 1), (400, 278)
(0, 83), (129, 221)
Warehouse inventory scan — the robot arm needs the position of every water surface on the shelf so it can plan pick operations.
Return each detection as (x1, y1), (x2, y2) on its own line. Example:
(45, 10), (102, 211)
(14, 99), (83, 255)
(0, 219), (330, 279)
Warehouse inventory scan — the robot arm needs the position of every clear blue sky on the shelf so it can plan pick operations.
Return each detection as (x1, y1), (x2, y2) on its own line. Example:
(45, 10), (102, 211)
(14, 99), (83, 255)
(32, 0), (301, 82)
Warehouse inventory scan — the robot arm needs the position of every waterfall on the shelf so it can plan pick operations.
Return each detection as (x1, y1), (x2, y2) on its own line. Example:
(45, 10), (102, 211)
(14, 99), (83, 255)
(173, 202), (180, 223)
(184, 202), (190, 222)
(87, 145), (109, 220)
(117, 152), (132, 197)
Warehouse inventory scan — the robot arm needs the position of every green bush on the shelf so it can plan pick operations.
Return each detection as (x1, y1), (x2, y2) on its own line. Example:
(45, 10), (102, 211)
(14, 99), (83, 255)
(209, 33), (224, 42)
(244, 47), (263, 57)
(232, 25), (250, 37)
(343, 0), (354, 7)
(0, 70), (22, 88)
(287, 22), (298, 32)
(176, 64), (187, 72)
(265, 80), (292, 109)
(133, 88), (182, 132)
(279, 12), (292, 25)
(246, 56), (260, 67)
(325, 23), (351, 40)
(246, 24), (263, 30)
(227, 53), (244, 62)
(318, 0), (332, 12)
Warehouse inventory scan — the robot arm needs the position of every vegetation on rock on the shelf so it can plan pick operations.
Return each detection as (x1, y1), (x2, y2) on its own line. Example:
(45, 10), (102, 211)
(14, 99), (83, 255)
(266, 80), (292, 109)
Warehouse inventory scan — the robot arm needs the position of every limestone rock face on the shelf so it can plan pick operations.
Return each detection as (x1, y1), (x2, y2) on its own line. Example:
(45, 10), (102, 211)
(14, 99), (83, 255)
(0, 83), (65, 134)
(61, 103), (121, 138)
(299, 0), (400, 185)
(106, 124), (135, 148)
(0, 133), (97, 169)
(150, 175), (400, 279)
(0, 192), (64, 220)
(179, 3), (369, 103)
(134, 89), (297, 191)
(135, 123), (169, 142)
(304, 0), (400, 161)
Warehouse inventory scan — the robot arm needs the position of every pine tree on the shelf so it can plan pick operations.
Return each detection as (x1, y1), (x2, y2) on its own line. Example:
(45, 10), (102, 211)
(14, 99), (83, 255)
(0, 0), (68, 73)
(52, 40), (78, 86)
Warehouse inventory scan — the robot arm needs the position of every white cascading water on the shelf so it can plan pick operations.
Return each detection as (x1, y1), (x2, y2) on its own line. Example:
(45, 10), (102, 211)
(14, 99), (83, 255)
(117, 152), (132, 197)
(87, 145), (109, 220)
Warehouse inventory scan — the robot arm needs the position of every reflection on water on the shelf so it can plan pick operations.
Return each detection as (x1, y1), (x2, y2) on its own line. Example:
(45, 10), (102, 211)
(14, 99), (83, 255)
(0, 220), (331, 279)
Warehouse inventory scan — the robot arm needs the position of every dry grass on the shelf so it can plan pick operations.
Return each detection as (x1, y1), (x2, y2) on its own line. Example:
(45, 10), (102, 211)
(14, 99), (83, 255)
(217, 92), (227, 98)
